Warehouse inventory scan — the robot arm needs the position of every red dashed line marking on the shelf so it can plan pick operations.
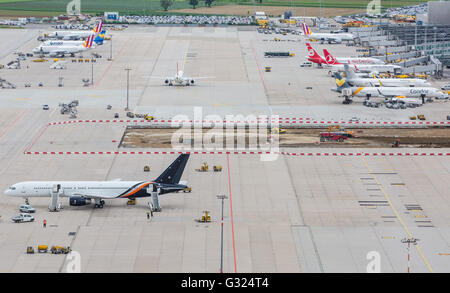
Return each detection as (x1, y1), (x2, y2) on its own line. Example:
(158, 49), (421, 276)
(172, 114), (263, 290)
(23, 151), (450, 156)
(46, 119), (450, 126)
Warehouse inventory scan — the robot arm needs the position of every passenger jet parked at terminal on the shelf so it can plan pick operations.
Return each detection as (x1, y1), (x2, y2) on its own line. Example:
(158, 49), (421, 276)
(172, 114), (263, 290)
(302, 23), (354, 43)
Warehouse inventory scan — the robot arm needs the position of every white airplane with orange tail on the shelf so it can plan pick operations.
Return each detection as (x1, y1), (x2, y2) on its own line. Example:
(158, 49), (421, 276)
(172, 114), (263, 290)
(301, 23), (354, 44)
(46, 20), (103, 40)
(33, 35), (95, 57)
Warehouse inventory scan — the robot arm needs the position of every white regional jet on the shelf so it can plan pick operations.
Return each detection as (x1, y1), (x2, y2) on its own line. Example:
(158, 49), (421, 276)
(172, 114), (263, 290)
(301, 23), (354, 44)
(333, 72), (448, 104)
(343, 64), (432, 88)
(33, 35), (94, 57)
(4, 154), (190, 209)
(323, 49), (385, 65)
(46, 20), (103, 40)
(154, 63), (214, 86)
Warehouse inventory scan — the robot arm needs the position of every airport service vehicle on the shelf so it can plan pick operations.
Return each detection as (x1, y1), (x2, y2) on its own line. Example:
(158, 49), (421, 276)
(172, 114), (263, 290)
(49, 61), (67, 69)
(5, 154), (190, 209)
(442, 84), (450, 91)
(12, 213), (34, 223)
(43, 105), (49, 110)
(333, 72), (448, 103)
(300, 61), (313, 67)
(319, 132), (348, 142)
(19, 204), (35, 213)
(33, 35), (95, 57)
(302, 23), (354, 43)
(264, 52), (294, 58)
(153, 64), (214, 86)
(43, 30), (106, 47)
(322, 49), (384, 65)
(46, 20), (103, 40)
(343, 64), (431, 87)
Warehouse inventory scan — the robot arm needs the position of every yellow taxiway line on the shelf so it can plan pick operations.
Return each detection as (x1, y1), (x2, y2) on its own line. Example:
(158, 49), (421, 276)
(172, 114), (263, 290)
(358, 154), (434, 273)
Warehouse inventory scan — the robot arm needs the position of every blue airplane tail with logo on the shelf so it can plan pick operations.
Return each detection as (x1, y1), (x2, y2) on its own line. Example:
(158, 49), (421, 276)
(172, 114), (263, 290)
(94, 30), (106, 45)
(333, 72), (351, 93)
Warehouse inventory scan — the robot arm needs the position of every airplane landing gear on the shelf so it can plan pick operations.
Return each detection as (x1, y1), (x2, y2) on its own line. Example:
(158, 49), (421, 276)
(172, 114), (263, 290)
(94, 199), (105, 208)
(343, 96), (352, 104)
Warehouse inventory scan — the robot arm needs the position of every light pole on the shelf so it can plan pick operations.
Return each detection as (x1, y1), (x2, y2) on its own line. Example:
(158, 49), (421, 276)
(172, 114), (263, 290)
(401, 237), (418, 273)
(216, 195), (228, 273)
(125, 67), (131, 111)
(108, 34), (113, 61)
(91, 56), (94, 85)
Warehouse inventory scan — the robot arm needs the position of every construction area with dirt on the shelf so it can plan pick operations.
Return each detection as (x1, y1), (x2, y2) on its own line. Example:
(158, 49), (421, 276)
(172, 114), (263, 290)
(120, 127), (450, 148)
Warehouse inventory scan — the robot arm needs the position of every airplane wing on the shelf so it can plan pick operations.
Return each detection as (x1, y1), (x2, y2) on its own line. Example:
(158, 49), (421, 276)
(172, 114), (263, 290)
(325, 37), (342, 43)
(184, 76), (215, 80)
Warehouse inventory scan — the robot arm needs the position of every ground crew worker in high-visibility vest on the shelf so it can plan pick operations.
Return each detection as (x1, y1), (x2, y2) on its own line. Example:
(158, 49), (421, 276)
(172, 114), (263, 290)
(43, 219), (47, 228)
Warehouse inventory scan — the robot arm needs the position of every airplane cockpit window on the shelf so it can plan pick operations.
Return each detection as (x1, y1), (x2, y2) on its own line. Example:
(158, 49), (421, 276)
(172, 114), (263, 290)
(9, 186), (16, 190)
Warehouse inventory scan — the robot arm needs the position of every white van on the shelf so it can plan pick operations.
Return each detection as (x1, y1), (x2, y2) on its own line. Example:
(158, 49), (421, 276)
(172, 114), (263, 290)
(300, 61), (312, 67)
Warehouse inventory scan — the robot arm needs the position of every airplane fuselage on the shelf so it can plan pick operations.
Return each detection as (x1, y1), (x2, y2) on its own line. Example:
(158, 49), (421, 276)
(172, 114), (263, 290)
(343, 86), (448, 99)
(5, 181), (154, 199)
(331, 64), (401, 73)
(347, 78), (431, 87)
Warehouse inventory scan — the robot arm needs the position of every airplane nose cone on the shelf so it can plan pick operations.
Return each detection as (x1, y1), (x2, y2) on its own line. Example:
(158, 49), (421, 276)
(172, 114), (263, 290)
(4, 189), (10, 195)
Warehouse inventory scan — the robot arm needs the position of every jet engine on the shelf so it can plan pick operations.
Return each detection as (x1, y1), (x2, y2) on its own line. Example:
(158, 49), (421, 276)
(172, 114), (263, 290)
(69, 196), (92, 206)
(190, 79), (195, 84)
(164, 79), (169, 84)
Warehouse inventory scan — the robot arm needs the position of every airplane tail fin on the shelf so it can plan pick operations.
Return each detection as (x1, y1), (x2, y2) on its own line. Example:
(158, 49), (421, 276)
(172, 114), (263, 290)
(155, 154), (190, 185)
(302, 23), (312, 36)
(94, 30), (106, 44)
(323, 49), (341, 65)
(344, 63), (356, 79)
(93, 20), (103, 33)
(83, 35), (94, 48)
(306, 43), (326, 64)
(333, 72), (350, 92)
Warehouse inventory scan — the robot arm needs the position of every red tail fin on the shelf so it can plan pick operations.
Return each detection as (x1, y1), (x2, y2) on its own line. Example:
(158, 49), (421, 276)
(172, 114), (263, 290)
(323, 49), (341, 65)
(306, 43), (326, 64)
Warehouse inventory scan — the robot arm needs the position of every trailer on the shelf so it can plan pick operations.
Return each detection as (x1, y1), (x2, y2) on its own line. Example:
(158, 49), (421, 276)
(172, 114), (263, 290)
(264, 52), (295, 58)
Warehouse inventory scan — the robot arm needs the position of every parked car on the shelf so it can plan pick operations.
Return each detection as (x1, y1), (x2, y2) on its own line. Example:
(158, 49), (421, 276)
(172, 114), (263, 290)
(43, 104), (49, 110)
(12, 213), (35, 223)
(19, 204), (35, 213)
